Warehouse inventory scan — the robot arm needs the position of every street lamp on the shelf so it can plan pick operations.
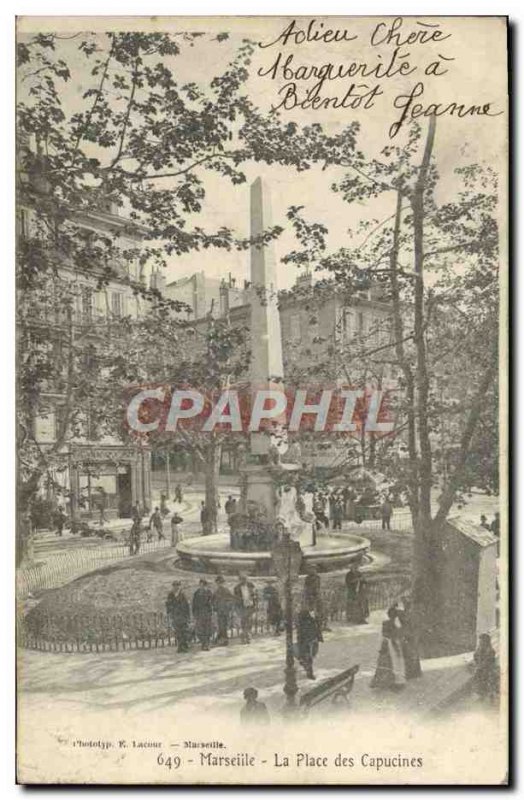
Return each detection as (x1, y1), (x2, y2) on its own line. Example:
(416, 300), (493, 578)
(271, 533), (303, 714)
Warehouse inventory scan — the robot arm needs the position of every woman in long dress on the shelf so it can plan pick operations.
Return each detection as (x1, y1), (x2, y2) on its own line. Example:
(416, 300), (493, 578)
(370, 606), (406, 690)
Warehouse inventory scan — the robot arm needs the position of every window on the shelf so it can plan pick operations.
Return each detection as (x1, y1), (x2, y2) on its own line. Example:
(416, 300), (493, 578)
(111, 292), (123, 318)
(34, 412), (56, 443)
(343, 309), (355, 341)
(81, 287), (93, 321)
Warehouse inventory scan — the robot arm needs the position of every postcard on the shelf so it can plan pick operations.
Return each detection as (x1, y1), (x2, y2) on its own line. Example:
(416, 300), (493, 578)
(16, 15), (508, 785)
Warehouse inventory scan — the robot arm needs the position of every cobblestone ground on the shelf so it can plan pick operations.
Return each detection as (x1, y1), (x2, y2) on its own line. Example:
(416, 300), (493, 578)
(18, 611), (480, 724)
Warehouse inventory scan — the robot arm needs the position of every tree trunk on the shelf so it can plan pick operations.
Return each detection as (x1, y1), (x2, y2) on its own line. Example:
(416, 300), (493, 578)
(17, 470), (43, 566)
(409, 115), (439, 650)
(411, 515), (445, 656)
(203, 438), (221, 534)
(16, 512), (35, 567)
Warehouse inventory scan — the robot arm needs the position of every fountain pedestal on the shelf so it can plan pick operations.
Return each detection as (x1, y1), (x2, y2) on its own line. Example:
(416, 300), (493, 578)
(175, 177), (370, 576)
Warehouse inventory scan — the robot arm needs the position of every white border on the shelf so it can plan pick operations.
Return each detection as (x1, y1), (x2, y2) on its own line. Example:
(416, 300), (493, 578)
(2, 3), (519, 798)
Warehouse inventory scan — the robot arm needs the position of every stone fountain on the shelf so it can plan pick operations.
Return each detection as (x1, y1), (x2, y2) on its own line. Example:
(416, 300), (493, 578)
(176, 178), (370, 575)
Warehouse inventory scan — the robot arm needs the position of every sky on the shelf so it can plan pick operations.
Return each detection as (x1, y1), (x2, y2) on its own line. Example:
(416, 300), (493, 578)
(17, 16), (508, 290)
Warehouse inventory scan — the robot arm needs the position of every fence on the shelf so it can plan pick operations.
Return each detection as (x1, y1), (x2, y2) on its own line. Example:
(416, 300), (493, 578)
(16, 539), (171, 599)
(343, 510), (413, 533)
(18, 571), (410, 654)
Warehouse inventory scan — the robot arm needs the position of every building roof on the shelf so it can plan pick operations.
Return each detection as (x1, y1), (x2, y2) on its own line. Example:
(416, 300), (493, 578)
(446, 515), (498, 547)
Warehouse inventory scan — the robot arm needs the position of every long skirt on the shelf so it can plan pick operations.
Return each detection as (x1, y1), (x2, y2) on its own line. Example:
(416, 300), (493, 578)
(371, 638), (406, 689)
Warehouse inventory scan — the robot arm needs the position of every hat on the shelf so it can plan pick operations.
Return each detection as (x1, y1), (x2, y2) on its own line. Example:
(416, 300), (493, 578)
(215, 575), (225, 584)
(243, 687), (258, 700)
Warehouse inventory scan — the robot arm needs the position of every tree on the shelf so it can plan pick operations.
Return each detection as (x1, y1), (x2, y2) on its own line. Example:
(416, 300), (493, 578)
(283, 119), (499, 648)
(115, 307), (250, 534)
(17, 30), (360, 560)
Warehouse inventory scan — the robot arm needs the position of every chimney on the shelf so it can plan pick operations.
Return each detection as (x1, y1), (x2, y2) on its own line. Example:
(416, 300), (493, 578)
(150, 268), (166, 293)
(295, 270), (312, 289)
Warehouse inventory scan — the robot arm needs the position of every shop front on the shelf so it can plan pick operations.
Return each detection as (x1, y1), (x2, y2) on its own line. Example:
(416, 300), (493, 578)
(69, 443), (151, 521)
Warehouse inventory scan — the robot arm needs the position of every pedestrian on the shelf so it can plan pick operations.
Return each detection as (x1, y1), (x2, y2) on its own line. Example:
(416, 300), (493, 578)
(129, 518), (141, 555)
(160, 493), (170, 518)
(473, 633), (498, 701)
(297, 607), (322, 680)
(332, 496), (343, 531)
(149, 507), (165, 541)
(263, 580), (283, 635)
(166, 580), (191, 653)
(370, 606), (406, 691)
(225, 495), (237, 518)
(192, 579), (214, 651)
(213, 575), (234, 646)
(170, 512), (183, 547)
(96, 488), (107, 526)
(397, 596), (422, 679)
(381, 498), (393, 531)
(174, 484), (183, 504)
(480, 514), (491, 530)
(303, 565), (328, 630)
(313, 494), (329, 529)
(234, 574), (257, 644)
(490, 512), (500, 538)
(345, 565), (369, 625)
(132, 502), (142, 523)
(200, 501), (210, 535)
(54, 505), (66, 537)
(240, 687), (270, 725)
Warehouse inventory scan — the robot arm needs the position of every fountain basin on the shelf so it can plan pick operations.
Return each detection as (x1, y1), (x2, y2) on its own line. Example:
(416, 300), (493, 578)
(176, 533), (370, 576)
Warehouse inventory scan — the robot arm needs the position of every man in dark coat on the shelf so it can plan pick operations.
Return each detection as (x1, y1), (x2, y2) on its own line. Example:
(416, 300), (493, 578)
(303, 565), (328, 630)
(381, 498), (393, 531)
(473, 633), (499, 701)
(129, 518), (141, 555)
(297, 608), (322, 679)
(213, 576), (234, 646)
(192, 579), (214, 650)
(225, 495), (237, 518)
(234, 574), (257, 644)
(263, 580), (283, 635)
(332, 496), (343, 531)
(166, 581), (191, 652)
(345, 566), (369, 624)
(54, 505), (67, 537)
(132, 502), (142, 523)
(149, 507), (165, 540)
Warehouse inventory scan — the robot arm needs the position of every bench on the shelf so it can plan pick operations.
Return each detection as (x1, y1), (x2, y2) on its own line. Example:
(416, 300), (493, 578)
(299, 664), (359, 710)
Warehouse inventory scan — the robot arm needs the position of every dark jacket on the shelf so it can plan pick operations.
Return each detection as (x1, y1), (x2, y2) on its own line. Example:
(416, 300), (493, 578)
(263, 585), (282, 622)
(304, 573), (321, 606)
(166, 590), (190, 625)
(297, 610), (322, 649)
(192, 587), (213, 619)
(213, 585), (234, 615)
(150, 510), (163, 530)
(381, 501), (393, 518)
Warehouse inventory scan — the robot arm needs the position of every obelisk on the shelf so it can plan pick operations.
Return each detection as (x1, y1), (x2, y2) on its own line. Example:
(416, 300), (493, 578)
(249, 176), (285, 460)
(240, 177), (286, 522)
